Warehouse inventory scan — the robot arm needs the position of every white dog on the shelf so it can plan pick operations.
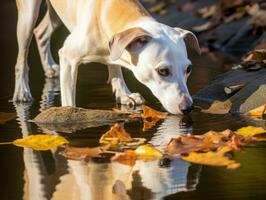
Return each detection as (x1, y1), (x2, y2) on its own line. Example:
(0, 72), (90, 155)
(13, 0), (200, 114)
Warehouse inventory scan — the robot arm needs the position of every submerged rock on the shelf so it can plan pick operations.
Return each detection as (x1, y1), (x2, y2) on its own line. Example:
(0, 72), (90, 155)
(33, 107), (137, 133)
(194, 68), (266, 113)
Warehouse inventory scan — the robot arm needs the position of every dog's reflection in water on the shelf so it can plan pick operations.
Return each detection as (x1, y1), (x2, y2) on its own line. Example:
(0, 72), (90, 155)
(13, 78), (201, 200)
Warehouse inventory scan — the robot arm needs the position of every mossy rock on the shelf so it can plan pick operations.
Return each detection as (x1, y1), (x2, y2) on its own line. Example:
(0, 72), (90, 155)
(33, 106), (137, 133)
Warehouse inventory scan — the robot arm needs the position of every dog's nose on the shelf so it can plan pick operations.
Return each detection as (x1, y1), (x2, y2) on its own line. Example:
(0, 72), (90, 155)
(181, 106), (193, 114)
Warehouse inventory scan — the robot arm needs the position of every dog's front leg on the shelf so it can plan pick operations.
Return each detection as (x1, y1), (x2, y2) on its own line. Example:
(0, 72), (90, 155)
(108, 65), (145, 106)
(13, 0), (42, 102)
(59, 50), (79, 107)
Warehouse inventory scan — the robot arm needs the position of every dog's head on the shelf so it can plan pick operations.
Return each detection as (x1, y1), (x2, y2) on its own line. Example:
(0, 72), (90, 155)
(109, 22), (200, 114)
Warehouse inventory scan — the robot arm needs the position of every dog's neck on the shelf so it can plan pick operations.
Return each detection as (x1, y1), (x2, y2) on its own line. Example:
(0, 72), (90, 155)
(102, 0), (152, 36)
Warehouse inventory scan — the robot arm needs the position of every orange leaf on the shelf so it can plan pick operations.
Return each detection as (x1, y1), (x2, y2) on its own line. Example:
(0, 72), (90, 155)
(62, 145), (110, 161)
(141, 105), (168, 119)
(112, 150), (137, 166)
(99, 123), (133, 145)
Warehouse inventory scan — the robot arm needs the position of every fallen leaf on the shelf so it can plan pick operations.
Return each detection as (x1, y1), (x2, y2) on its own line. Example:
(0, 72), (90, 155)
(182, 147), (240, 169)
(100, 123), (133, 145)
(197, 5), (218, 19)
(142, 118), (160, 131)
(13, 134), (69, 151)
(235, 126), (266, 138)
(166, 135), (214, 155)
(240, 60), (264, 71)
(192, 21), (218, 32)
(224, 84), (245, 95)
(0, 112), (16, 124)
(62, 145), (110, 161)
(202, 100), (232, 114)
(135, 145), (163, 158)
(112, 150), (137, 166)
(245, 104), (266, 118)
(243, 49), (266, 62)
(141, 105), (168, 119)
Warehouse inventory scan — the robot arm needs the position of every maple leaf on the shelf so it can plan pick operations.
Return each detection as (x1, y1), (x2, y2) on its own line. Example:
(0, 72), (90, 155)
(13, 134), (69, 151)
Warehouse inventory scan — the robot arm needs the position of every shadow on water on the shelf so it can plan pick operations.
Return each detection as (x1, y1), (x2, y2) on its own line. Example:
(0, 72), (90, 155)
(1, 1), (266, 200)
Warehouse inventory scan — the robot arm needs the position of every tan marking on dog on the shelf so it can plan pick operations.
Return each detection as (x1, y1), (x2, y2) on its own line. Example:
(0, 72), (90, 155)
(104, 0), (150, 35)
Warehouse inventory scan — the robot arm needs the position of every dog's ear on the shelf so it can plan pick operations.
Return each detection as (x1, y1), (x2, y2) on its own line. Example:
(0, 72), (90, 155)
(109, 27), (152, 61)
(174, 27), (201, 55)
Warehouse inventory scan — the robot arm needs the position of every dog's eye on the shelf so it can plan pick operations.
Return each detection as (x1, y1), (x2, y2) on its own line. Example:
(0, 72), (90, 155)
(186, 65), (192, 74)
(157, 67), (170, 77)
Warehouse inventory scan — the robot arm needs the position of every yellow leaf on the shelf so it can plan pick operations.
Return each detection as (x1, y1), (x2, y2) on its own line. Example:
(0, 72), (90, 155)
(182, 147), (240, 169)
(141, 105), (168, 119)
(13, 134), (69, 151)
(99, 123), (133, 145)
(142, 118), (160, 132)
(0, 112), (16, 124)
(245, 104), (266, 118)
(235, 126), (266, 138)
(135, 145), (163, 158)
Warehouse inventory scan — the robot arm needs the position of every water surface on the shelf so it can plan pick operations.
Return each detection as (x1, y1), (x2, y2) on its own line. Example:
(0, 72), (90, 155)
(1, 1), (266, 200)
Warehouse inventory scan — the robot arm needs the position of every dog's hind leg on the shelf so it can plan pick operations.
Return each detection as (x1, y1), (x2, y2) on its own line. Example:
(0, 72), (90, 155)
(13, 0), (42, 102)
(108, 65), (145, 106)
(34, 4), (61, 78)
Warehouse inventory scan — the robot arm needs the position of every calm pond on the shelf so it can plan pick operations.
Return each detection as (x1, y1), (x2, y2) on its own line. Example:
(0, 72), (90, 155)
(1, 1), (266, 200)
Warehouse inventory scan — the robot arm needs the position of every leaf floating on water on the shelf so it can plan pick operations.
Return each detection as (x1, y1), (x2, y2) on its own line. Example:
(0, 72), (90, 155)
(235, 126), (266, 138)
(62, 145), (110, 161)
(99, 123), (133, 145)
(13, 134), (69, 151)
(141, 105), (168, 119)
(245, 104), (266, 118)
(142, 118), (160, 132)
(141, 105), (167, 131)
(135, 145), (163, 159)
(0, 112), (16, 125)
(112, 150), (137, 166)
(182, 147), (240, 169)
(202, 100), (232, 114)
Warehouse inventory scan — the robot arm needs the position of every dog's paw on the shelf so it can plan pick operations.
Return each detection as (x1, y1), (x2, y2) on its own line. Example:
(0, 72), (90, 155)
(45, 64), (60, 78)
(12, 88), (33, 103)
(119, 93), (145, 106)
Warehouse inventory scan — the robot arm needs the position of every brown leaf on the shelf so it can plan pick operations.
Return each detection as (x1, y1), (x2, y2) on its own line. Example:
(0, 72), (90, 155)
(192, 21), (218, 32)
(197, 5), (218, 19)
(202, 100), (232, 114)
(99, 123), (133, 145)
(0, 112), (16, 125)
(62, 145), (110, 161)
(244, 49), (266, 62)
(112, 150), (137, 166)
